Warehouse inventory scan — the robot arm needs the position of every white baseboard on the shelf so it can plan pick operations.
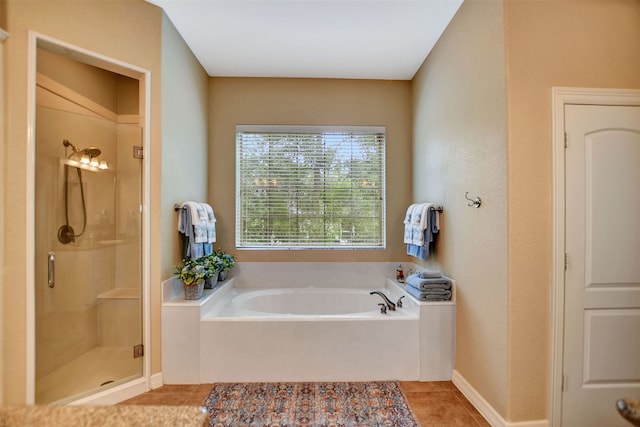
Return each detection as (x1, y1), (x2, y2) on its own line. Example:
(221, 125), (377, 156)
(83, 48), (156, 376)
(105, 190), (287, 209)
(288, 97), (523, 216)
(150, 372), (163, 389)
(452, 370), (548, 427)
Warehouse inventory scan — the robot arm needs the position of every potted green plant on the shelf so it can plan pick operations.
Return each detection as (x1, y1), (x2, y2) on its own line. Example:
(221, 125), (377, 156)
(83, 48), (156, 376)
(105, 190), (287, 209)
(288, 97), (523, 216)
(202, 253), (223, 289)
(215, 248), (236, 281)
(174, 259), (206, 300)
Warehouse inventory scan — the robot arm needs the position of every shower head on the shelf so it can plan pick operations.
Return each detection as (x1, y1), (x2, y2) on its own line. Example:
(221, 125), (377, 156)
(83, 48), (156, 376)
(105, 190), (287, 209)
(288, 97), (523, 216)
(63, 139), (80, 153)
(63, 140), (102, 160)
(62, 139), (102, 158)
(62, 140), (108, 170)
(82, 147), (102, 158)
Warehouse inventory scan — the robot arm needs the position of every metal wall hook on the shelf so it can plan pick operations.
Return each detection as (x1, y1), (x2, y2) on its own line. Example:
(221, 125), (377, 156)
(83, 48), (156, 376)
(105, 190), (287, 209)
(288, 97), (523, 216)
(465, 192), (482, 208)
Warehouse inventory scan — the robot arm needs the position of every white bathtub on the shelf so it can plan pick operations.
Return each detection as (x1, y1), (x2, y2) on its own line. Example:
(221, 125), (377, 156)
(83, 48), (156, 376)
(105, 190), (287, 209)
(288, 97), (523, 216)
(200, 284), (419, 382)
(217, 287), (404, 317)
(161, 263), (456, 384)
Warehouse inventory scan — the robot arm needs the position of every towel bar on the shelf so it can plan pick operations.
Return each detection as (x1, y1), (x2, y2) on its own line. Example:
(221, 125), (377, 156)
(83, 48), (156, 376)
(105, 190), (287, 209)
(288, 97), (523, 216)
(174, 204), (186, 212)
(430, 206), (443, 213)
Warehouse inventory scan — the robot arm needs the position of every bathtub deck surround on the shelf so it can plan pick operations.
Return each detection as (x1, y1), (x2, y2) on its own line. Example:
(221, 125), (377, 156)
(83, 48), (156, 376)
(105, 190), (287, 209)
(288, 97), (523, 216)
(161, 262), (456, 384)
(162, 277), (228, 384)
(199, 283), (420, 382)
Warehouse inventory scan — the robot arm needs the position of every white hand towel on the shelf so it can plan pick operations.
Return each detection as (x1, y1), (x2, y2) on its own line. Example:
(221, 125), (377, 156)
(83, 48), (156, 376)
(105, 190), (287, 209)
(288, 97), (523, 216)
(418, 203), (433, 231)
(201, 203), (217, 243)
(182, 201), (208, 243)
(412, 203), (434, 246)
(410, 203), (424, 225)
(404, 204), (418, 243)
(409, 203), (426, 245)
(404, 204), (417, 224)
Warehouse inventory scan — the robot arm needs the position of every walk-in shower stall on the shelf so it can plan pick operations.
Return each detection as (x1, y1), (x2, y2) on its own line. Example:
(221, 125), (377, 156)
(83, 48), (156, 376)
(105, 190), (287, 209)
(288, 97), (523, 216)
(34, 44), (145, 404)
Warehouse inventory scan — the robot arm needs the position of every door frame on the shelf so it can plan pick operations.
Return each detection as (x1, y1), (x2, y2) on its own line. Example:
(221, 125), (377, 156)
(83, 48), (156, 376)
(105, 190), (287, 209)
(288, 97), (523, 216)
(26, 31), (152, 404)
(550, 87), (640, 426)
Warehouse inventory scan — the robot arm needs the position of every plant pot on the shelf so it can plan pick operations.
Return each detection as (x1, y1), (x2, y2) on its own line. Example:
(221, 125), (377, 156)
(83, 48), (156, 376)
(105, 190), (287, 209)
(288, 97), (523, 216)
(183, 280), (204, 300)
(219, 270), (228, 281)
(204, 270), (220, 289)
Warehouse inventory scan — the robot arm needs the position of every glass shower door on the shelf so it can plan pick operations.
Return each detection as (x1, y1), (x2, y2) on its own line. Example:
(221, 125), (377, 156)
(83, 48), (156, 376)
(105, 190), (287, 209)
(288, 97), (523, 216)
(34, 104), (143, 404)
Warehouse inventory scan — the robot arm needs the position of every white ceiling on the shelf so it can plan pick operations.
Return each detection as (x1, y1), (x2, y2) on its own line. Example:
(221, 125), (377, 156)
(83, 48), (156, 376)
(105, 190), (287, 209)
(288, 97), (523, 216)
(147, 0), (463, 80)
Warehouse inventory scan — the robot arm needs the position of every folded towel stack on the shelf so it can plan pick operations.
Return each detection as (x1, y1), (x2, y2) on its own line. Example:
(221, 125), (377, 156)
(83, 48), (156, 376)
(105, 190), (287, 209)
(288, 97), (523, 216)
(414, 268), (442, 279)
(405, 270), (452, 301)
(178, 201), (217, 260)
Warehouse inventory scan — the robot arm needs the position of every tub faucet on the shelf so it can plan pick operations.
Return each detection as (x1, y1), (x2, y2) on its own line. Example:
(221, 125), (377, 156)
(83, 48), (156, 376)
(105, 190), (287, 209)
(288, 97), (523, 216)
(369, 291), (396, 311)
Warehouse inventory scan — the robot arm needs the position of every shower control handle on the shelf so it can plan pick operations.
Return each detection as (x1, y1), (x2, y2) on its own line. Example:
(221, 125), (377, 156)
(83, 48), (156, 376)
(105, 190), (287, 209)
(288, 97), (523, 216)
(47, 252), (55, 288)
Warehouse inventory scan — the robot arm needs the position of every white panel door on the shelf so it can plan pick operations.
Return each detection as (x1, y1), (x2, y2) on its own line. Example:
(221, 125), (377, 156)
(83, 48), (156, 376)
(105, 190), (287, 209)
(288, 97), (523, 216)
(563, 104), (640, 426)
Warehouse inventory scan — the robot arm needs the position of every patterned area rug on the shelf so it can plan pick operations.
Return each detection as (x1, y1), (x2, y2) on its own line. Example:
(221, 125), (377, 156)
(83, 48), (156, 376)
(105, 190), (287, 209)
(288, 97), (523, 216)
(202, 381), (419, 427)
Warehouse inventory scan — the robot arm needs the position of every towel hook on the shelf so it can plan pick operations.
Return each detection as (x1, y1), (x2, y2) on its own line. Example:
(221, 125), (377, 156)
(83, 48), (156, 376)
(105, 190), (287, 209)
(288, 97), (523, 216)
(464, 192), (482, 208)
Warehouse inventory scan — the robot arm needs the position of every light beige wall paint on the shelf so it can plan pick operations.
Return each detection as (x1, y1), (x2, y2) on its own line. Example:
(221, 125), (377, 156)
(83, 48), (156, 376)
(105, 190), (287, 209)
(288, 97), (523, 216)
(160, 15), (209, 279)
(3, 0), (163, 403)
(208, 77), (412, 262)
(117, 76), (139, 115)
(412, 0), (508, 417)
(504, 0), (640, 421)
(37, 48), (119, 112)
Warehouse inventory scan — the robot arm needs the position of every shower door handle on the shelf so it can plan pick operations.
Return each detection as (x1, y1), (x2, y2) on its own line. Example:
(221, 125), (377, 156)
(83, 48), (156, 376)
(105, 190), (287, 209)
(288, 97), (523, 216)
(48, 252), (55, 288)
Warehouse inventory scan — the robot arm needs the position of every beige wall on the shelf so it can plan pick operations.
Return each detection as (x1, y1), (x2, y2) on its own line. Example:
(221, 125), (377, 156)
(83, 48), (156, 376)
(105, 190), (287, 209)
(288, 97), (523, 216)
(160, 15), (209, 279)
(37, 48), (119, 112)
(412, 0), (509, 417)
(504, 0), (640, 421)
(414, 0), (640, 422)
(208, 77), (412, 262)
(2, 0), (164, 403)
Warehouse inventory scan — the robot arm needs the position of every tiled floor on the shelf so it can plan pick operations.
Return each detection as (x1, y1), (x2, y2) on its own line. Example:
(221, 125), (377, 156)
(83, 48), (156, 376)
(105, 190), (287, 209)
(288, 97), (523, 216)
(400, 382), (490, 426)
(120, 381), (490, 426)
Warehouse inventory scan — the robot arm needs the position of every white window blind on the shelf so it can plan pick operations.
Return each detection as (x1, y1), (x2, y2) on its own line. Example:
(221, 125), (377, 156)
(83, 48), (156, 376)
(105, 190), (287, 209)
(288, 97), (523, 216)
(236, 125), (386, 249)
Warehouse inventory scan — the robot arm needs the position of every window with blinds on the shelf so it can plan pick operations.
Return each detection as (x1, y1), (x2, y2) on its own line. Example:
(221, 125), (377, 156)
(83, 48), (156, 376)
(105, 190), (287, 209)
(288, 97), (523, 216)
(236, 125), (386, 249)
